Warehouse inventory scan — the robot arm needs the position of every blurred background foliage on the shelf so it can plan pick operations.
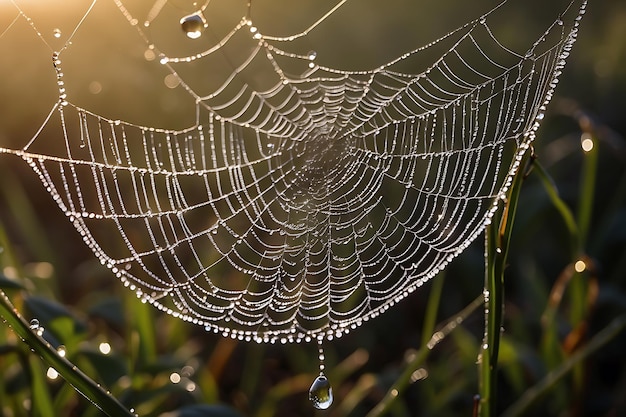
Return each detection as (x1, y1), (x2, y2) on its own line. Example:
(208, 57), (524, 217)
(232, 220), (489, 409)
(0, 0), (625, 416)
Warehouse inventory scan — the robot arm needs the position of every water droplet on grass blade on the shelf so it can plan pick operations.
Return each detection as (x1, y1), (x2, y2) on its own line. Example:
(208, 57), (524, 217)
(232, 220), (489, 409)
(47, 367), (59, 380)
(309, 373), (333, 409)
(57, 345), (67, 357)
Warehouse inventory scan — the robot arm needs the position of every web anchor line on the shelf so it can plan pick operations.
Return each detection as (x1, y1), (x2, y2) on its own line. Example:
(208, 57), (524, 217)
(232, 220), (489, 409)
(0, 0), (587, 344)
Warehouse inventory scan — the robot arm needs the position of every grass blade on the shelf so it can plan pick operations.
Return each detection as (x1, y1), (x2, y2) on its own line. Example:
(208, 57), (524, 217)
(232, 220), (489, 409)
(479, 151), (529, 417)
(366, 287), (483, 417)
(502, 313), (626, 417)
(533, 159), (579, 252)
(0, 290), (135, 417)
(577, 131), (599, 249)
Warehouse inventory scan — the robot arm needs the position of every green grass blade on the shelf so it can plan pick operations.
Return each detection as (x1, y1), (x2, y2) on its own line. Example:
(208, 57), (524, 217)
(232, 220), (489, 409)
(479, 151), (529, 417)
(421, 273), (446, 346)
(128, 292), (158, 369)
(28, 355), (55, 417)
(479, 222), (500, 417)
(366, 289), (483, 417)
(533, 160), (579, 252)
(577, 133), (599, 249)
(0, 290), (135, 417)
(502, 312), (626, 417)
(365, 274), (444, 417)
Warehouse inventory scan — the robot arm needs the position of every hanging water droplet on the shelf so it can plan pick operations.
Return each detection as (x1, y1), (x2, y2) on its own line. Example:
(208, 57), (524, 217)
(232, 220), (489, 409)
(180, 12), (207, 39)
(29, 319), (40, 330)
(309, 373), (333, 409)
(52, 28), (62, 38)
(307, 50), (317, 61)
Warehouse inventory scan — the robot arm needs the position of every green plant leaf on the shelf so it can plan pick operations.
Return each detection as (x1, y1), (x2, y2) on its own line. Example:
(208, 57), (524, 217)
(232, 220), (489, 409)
(79, 349), (129, 387)
(88, 297), (125, 328)
(25, 296), (86, 332)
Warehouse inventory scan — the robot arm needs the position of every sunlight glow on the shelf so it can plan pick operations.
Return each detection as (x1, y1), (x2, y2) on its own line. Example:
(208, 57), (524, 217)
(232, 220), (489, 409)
(574, 260), (587, 273)
(99, 342), (112, 355)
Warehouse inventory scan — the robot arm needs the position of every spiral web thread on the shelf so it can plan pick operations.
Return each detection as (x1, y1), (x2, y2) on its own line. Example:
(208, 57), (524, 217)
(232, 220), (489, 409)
(0, 0), (586, 343)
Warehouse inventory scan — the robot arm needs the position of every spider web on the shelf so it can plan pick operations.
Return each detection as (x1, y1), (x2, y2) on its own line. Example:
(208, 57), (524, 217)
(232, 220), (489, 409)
(0, 0), (586, 343)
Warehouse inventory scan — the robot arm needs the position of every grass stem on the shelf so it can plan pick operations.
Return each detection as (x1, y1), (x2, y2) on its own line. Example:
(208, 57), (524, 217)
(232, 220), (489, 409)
(479, 151), (528, 416)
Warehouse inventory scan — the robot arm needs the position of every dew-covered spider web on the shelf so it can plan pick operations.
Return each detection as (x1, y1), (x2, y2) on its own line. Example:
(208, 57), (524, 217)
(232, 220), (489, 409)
(0, 0), (586, 347)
